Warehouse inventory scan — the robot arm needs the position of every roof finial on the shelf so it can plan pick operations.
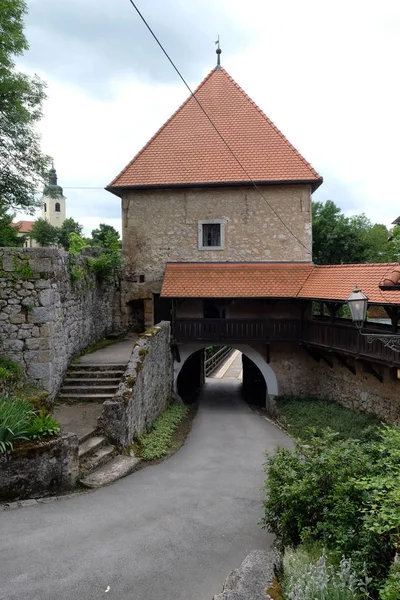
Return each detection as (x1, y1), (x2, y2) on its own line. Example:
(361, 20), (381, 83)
(215, 35), (222, 70)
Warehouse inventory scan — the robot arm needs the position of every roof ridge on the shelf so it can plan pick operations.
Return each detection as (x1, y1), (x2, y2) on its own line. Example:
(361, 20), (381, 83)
(219, 68), (321, 179)
(315, 262), (400, 268)
(108, 69), (216, 188)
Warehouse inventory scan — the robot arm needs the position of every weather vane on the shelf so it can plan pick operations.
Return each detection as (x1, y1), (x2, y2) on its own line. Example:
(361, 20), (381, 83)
(215, 35), (222, 69)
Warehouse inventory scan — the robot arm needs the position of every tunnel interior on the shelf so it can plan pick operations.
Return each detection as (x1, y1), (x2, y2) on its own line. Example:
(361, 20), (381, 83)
(176, 347), (267, 407)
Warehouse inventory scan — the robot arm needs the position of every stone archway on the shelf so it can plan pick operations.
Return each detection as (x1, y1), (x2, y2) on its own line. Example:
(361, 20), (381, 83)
(174, 343), (278, 409)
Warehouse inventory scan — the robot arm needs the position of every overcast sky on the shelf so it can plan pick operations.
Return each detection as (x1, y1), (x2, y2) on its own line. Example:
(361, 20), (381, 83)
(16, 0), (400, 235)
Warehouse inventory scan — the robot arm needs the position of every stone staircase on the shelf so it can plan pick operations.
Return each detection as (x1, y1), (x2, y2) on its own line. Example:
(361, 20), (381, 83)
(57, 362), (141, 488)
(58, 363), (127, 403)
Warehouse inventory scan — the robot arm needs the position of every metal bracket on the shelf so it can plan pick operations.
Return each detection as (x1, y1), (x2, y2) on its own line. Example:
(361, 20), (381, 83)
(363, 334), (400, 353)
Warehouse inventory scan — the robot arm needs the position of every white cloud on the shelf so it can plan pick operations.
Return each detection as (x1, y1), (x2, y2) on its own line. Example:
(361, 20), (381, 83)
(17, 0), (400, 231)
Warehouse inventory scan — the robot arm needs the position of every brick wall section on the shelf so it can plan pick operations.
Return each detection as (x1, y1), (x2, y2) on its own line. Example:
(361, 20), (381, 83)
(269, 344), (400, 422)
(120, 184), (312, 316)
(0, 248), (122, 398)
(100, 321), (173, 447)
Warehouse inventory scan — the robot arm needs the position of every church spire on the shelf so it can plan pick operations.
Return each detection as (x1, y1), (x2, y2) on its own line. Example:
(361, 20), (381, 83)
(215, 36), (222, 71)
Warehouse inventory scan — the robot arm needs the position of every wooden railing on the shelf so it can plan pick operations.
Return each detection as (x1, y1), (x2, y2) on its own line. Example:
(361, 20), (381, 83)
(173, 317), (400, 366)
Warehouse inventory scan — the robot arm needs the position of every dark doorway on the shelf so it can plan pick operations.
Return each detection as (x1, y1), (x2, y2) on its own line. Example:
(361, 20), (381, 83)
(242, 354), (267, 407)
(153, 293), (172, 324)
(126, 299), (145, 332)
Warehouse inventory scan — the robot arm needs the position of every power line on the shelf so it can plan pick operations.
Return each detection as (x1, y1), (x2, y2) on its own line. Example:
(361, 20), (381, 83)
(127, 0), (311, 255)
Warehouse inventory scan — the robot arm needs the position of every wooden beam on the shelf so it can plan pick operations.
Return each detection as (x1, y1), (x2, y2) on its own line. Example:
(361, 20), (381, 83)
(321, 354), (333, 368)
(334, 352), (356, 375)
(361, 360), (383, 383)
(171, 342), (181, 363)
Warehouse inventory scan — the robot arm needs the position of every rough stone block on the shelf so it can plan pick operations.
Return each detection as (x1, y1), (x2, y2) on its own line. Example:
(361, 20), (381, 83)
(25, 338), (40, 350)
(39, 323), (55, 337)
(9, 312), (26, 325)
(35, 279), (51, 290)
(38, 289), (55, 307)
(29, 258), (53, 273)
(4, 339), (24, 352)
(28, 307), (55, 324)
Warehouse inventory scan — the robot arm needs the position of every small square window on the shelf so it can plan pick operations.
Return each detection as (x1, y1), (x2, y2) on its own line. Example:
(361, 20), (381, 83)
(198, 219), (225, 250)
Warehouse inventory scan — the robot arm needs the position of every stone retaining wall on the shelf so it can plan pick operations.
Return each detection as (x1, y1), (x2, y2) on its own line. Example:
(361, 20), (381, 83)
(270, 344), (400, 422)
(0, 432), (79, 501)
(100, 321), (173, 447)
(0, 248), (122, 398)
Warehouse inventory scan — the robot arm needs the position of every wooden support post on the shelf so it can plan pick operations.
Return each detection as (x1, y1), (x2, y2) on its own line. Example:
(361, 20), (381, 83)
(334, 353), (356, 375)
(361, 360), (383, 383)
(383, 305), (399, 333)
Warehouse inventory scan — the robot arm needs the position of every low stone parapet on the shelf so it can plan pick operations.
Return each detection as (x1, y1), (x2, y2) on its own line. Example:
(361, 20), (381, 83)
(0, 432), (79, 501)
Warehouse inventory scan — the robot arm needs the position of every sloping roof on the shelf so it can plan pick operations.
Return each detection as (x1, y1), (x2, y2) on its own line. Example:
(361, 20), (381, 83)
(108, 67), (322, 191)
(299, 263), (400, 304)
(161, 262), (315, 298)
(161, 262), (400, 304)
(392, 216), (400, 225)
(12, 221), (34, 233)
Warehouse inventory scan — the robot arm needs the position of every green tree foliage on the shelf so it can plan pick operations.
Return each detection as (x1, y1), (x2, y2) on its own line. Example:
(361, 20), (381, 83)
(0, 207), (24, 247)
(68, 232), (90, 254)
(58, 218), (84, 250)
(0, 0), (50, 212)
(30, 218), (59, 247)
(91, 223), (121, 248)
(312, 200), (394, 264)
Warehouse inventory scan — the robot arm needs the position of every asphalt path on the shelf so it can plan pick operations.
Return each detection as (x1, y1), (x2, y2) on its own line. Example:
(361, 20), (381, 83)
(1, 380), (292, 600)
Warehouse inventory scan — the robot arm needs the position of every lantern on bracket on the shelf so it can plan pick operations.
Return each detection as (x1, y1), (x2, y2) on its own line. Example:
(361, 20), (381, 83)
(346, 284), (368, 329)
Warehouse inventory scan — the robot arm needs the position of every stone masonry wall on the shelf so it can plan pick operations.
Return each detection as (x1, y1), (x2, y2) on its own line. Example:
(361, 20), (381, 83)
(269, 344), (400, 422)
(120, 184), (312, 317)
(100, 321), (173, 447)
(0, 248), (121, 398)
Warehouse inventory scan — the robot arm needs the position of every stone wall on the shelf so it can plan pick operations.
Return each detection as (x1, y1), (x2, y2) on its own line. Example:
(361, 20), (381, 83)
(120, 184), (312, 325)
(100, 321), (173, 447)
(269, 344), (400, 422)
(0, 432), (79, 501)
(0, 248), (121, 398)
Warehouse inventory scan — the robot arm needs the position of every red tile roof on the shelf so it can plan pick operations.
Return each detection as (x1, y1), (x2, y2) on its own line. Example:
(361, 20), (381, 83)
(12, 220), (34, 233)
(299, 263), (400, 304)
(109, 68), (322, 191)
(161, 262), (315, 298)
(161, 262), (400, 304)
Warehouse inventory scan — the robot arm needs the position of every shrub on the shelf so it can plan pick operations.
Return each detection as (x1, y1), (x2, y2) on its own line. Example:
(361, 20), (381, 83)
(0, 356), (23, 394)
(379, 561), (400, 600)
(0, 397), (35, 452)
(133, 403), (189, 460)
(280, 547), (372, 600)
(262, 429), (394, 591)
(27, 414), (60, 440)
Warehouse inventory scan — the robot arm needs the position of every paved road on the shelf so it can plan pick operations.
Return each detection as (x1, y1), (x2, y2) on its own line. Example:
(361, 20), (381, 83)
(1, 380), (291, 600)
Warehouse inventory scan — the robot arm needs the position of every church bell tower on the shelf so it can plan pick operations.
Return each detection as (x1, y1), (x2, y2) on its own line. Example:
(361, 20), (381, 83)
(41, 165), (66, 227)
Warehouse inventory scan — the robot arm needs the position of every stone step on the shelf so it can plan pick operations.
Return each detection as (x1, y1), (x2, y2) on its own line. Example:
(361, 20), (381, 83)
(68, 364), (127, 372)
(80, 445), (116, 476)
(80, 455), (141, 489)
(78, 435), (107, 460)
(79, 429), (97, 445)
(58, 393), (115, 403)
(60, 385), (118, 395)
(66, 370), (125, 379)
(64, 378), (122, 385)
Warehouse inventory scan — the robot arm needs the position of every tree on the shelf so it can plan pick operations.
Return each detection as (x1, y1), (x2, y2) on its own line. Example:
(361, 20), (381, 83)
(0, 207), (24, 247)
(0, 0), (51, 212)
(312, 200), (365, 264)
(58, 218), (83, 250)
(30, 218), (59, 247)
(91, 223), (120, 248)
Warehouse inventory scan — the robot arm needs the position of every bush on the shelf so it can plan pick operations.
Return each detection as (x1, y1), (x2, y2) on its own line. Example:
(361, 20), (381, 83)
(133, 403), (189, 460)
(0, 397), (35, 452)
(280, 546), (372, 600)
(262, 429), (394, 592)
(27, 414), (60, 440)
(379, 561), (400, 600)
(0, 356), (23, 394)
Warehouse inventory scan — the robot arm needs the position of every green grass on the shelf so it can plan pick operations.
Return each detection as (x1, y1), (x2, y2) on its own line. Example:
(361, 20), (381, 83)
(275, 395), (381, 441)
(133, 403), (189, 460)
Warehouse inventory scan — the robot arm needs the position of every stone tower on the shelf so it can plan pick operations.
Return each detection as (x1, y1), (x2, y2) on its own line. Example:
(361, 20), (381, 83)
(41, 166), (66, 227)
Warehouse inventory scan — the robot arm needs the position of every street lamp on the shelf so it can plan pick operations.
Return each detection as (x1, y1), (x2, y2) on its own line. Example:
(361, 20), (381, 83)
(346, 284), (400, 352)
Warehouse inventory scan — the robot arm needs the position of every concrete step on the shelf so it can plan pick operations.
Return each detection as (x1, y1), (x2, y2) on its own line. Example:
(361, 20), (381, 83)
(64, 378), (122, 385)
(80, 445), (117, 476)
(65, 370), (125, 379)
(78, 435), (107, 460)
(78, 428), (97, 445)
(60, 385), (118, 395)
(68, 364), (127, 372)
(58, 393), (115, 403)
(80, 455), (141, 489)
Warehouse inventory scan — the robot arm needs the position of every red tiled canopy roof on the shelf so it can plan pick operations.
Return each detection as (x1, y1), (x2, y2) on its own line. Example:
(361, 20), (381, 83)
(108, 68), (322, 192)
(161, 262), (400, 305)
(299, 263), (400, 304)
(12, 220), (34, 233)
(161, 262), (315, 298)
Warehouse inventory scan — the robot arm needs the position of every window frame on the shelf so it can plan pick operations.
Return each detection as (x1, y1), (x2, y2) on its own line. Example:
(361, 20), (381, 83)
(55, 202), (61, 213)
(197, 219), (225, 251)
